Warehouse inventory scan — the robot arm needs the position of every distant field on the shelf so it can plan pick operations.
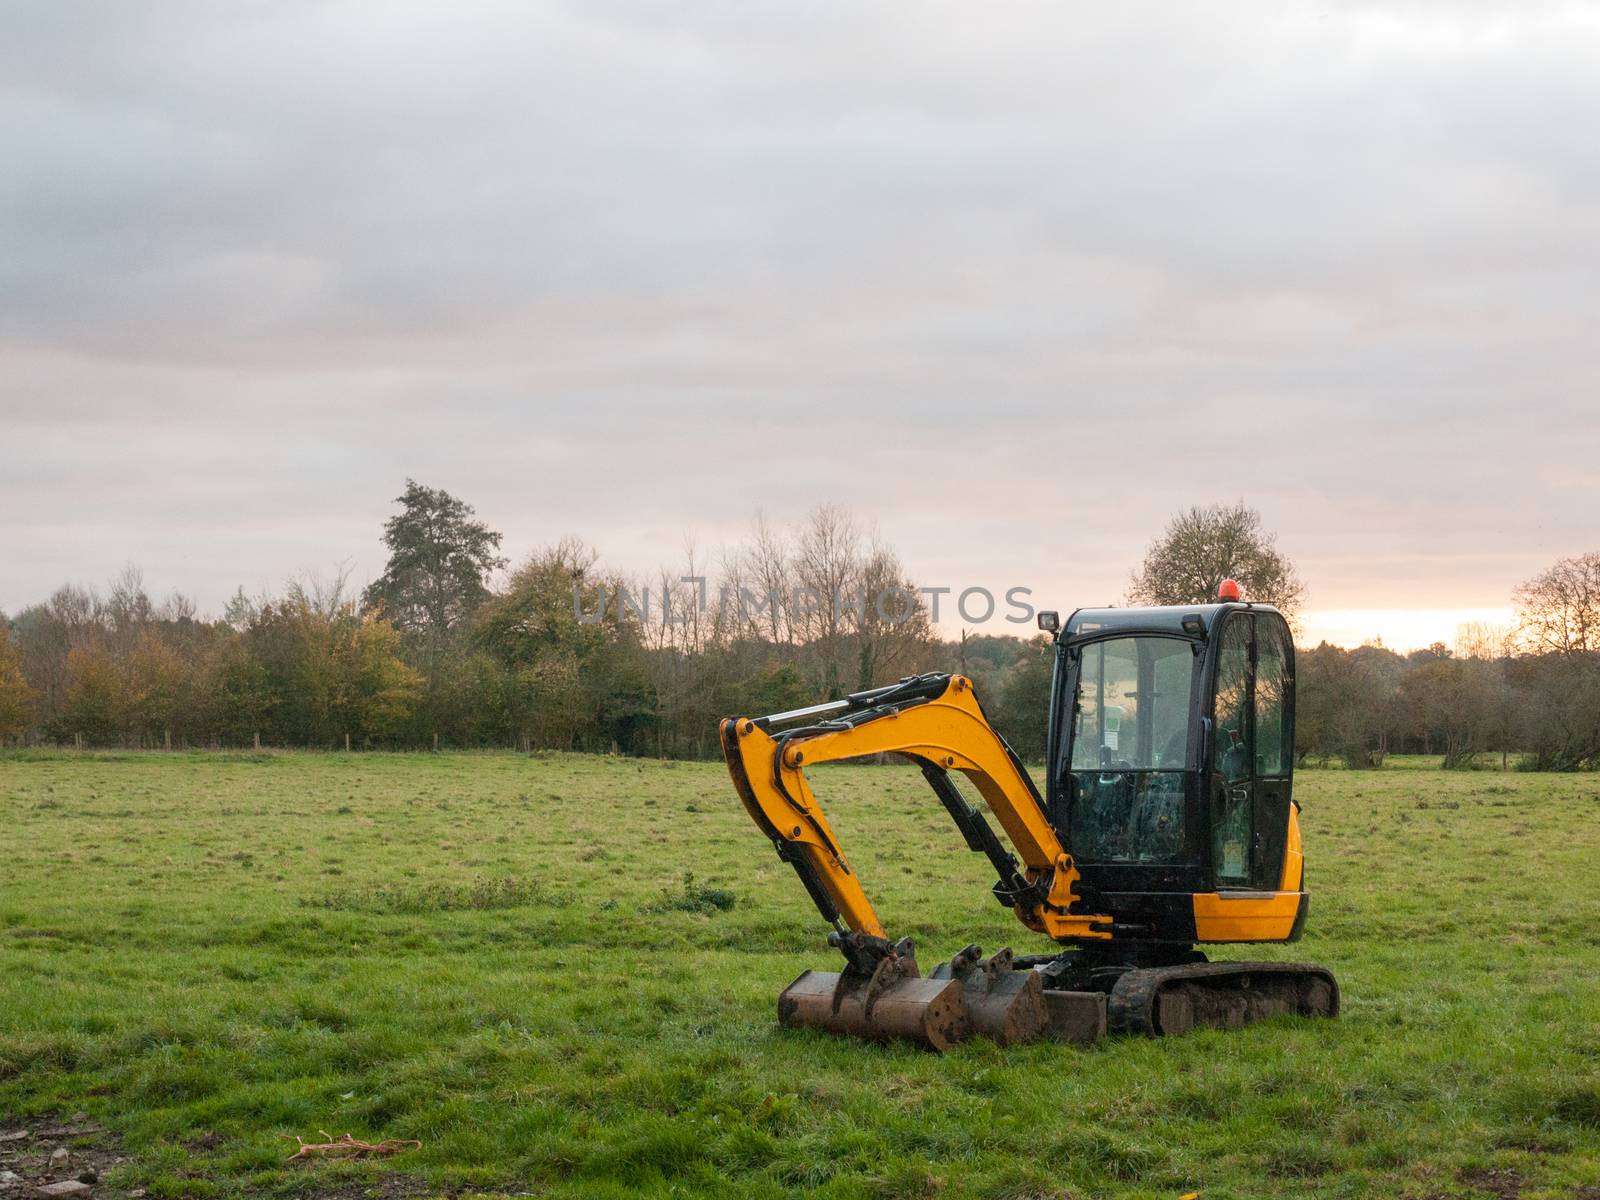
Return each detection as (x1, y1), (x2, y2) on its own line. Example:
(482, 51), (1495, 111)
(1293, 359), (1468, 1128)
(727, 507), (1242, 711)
(3, 752), (1600, 1200)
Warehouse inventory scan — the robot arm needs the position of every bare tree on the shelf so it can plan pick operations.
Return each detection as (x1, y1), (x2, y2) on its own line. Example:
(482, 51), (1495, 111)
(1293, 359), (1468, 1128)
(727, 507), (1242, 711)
(793, 505), (863, 696)
(285, 561), (355, 620)
(847, 540), (934, 691)
(738, 514), (795, 649)
(1455, 622), (1513, 661)
(1128, 502), (1305, 614)
(1514, 552), (1600, 655)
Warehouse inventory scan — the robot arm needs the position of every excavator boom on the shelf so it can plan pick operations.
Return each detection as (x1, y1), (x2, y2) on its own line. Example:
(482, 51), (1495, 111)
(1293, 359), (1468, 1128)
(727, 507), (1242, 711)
(720, 672), (1111, 946)
(720, 672), (1117, 1048)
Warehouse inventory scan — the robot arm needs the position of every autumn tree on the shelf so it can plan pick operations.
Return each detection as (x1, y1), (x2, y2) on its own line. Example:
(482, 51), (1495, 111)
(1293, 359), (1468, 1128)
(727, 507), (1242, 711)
(244, 577), (421, 747)
(61, 645), (125, 744)
(126, 631), (187, 748)
(0, 623), (37, 743)
(1129, 502), (1305, 614)
(336, 614), (426, 743)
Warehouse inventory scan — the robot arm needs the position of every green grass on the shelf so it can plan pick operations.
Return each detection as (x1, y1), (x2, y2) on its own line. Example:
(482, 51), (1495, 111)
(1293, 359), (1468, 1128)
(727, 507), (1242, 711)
(3, 751), (1600, 1199)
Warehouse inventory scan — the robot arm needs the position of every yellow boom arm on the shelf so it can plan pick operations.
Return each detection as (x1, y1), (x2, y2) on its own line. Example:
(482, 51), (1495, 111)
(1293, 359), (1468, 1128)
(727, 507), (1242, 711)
(719, 673), (1112, 947)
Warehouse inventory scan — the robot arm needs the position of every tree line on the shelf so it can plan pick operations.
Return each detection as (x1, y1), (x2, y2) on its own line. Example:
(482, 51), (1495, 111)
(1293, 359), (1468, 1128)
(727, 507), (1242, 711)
(0, 487), (1048, 757)
(0, 492), (1595, 770)
(1297, 559), (1600, 772)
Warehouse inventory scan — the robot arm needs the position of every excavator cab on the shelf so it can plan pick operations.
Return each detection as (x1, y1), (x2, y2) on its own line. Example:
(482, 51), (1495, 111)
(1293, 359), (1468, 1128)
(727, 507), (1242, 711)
(719, 587), (1336, 1050)
(1052, 603), (1303, 933)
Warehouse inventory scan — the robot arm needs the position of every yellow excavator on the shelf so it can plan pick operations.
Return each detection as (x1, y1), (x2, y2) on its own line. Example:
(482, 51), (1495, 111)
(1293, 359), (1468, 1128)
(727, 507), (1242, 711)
(719, 586), (1338, 1049)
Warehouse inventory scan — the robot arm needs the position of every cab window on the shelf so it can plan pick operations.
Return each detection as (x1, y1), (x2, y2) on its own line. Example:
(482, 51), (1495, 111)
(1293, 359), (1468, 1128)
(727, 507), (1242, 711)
(1255, 618), (1291, 776)
(1069, 637), (1196, 770)
(1065, 636), (1199, 864)
(1212, 615), (1253, 886)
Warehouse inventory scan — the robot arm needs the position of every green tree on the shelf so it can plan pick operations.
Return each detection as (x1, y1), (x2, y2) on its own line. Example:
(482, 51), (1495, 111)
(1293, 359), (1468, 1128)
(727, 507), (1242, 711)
(1128, 502), (1305, 614)
(363, 481), (506, 643)
(475, 541), (656, 753)
(213, 633), (273, 744)
(738, 663), (811, 718)
(986, 636), (1055, 761)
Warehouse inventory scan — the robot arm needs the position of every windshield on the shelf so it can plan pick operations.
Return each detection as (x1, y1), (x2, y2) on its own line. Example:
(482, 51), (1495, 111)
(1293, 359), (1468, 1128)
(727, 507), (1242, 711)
(1069, 636), (1198, 771)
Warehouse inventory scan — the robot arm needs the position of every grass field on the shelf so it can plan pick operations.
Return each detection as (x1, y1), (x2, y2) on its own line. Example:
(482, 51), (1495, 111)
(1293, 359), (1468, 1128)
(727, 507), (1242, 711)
(3, 751), (1600, 1200)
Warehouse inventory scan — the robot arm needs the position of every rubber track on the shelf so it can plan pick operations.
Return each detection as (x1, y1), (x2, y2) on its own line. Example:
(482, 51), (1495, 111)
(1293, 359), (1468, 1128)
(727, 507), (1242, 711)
(1106, 960), (1340, 1035)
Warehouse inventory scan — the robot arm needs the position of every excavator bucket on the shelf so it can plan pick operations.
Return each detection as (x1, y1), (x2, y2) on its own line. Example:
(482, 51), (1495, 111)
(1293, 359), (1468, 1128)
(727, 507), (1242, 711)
(776, 939), (969, 1051)
(929, 945), (1049, 1046)
(778, 972), (969, 1051)
(776, 942), (1060, 1052)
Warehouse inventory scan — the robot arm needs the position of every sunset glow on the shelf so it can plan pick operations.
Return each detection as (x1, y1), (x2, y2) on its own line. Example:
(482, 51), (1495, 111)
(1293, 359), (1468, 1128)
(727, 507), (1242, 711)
(1296, 608), (1515, 653)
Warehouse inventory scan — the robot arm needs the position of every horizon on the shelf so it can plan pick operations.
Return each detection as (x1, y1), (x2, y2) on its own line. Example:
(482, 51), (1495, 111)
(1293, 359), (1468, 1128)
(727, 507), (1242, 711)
(0, 503), (1530, 653)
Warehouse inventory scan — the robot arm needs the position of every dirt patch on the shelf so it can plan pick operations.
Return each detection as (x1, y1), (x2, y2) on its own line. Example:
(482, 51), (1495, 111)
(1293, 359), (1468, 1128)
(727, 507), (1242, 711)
(0, 1113), (124, 1196)
(1, 1117), (436, 1200)
(279, 1169), (431, 1200)
(1458, 1166), (1524, 1199)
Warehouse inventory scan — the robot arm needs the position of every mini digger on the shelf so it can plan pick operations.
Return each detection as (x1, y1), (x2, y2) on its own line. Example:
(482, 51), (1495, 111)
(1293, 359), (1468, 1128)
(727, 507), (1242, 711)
(719, 584), (1338, 1049)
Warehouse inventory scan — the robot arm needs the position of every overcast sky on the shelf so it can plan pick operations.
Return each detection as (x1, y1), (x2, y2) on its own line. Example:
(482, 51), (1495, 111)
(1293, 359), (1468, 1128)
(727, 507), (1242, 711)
(3, 1), (1597, 648)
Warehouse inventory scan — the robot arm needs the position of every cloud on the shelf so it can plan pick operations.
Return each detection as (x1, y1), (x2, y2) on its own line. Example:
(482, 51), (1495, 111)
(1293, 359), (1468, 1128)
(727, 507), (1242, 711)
(2, 1), (1597, 625)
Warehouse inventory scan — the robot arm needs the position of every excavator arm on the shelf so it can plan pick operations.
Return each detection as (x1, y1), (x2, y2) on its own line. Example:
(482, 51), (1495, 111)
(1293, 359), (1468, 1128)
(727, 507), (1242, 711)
(719, 672), (1113, 955)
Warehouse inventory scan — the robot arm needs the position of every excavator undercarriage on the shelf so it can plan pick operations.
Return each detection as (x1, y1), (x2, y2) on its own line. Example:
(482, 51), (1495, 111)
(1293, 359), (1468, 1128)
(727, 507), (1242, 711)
(719, 599), (1339, 1049)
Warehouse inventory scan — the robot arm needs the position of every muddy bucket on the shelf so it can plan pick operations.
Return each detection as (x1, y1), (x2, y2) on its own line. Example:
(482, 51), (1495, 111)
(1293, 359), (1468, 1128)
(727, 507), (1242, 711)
(930, 945), (1049, 1046)
(777, 968), (969, 1050)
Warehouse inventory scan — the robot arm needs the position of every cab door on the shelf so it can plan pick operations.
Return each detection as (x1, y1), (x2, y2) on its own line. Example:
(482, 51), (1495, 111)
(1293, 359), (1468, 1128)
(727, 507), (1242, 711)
(1251, 613), (1295, 890)
(1209, 610), (1297, 892)
(1210, 613), (1255, 888)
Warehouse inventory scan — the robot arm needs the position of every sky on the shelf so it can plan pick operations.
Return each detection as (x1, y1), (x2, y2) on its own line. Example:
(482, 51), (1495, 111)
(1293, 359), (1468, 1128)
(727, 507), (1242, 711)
(3, 1), (1597, 651)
